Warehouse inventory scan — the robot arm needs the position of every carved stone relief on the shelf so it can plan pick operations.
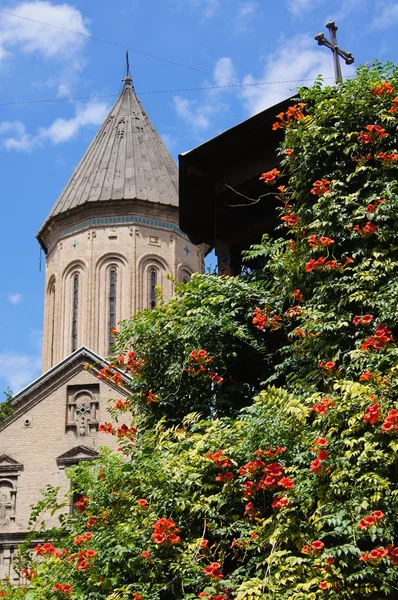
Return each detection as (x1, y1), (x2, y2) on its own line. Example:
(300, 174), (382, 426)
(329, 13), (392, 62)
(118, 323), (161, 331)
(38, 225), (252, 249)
(66, 385), (99, 436)
(0, 455), (23, 529)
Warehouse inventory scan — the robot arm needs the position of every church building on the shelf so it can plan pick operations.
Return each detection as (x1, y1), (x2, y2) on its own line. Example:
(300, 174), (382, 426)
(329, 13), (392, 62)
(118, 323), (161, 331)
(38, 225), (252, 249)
(0, 69), (204, 581)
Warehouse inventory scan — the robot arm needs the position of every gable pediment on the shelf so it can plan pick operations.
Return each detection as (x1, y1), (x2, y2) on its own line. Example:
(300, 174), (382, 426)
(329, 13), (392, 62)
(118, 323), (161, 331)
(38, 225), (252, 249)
(57, 445), (100, 467)
(0, 347), (131, 431)
(0, 454), (23, 473)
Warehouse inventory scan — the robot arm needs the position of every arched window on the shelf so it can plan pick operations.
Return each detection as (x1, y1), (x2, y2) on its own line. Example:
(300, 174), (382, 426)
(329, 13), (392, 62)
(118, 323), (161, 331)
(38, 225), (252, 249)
(149, 268), (157, 309)
(71, 274), (79, 352)
(50, 283), (56, 366)
(108, 267), (117, 353)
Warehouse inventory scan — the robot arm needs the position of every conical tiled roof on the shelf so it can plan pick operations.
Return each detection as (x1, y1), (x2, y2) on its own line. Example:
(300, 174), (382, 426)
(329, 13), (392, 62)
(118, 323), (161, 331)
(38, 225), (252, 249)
(40, 77), (178, 229)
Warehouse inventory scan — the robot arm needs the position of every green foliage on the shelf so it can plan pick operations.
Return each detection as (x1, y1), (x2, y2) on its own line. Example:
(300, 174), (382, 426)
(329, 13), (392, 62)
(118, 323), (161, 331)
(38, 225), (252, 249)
(4, 62), (398, 600)
(0, 387), (14, 426)
(112, 273), (273, 425)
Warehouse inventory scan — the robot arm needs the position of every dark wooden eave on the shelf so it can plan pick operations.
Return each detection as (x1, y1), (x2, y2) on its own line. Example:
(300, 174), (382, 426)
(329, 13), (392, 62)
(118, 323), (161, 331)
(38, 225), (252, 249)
(178, 96), (295, 252)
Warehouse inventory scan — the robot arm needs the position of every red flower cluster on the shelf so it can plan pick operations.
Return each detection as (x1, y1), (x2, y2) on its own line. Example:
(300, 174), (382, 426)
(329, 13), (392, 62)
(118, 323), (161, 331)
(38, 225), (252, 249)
(215, 471), (235, 482)
(360, 323), (394, 351)
(305, 256), (326, 272)
(254, 446), (286, 458)
(311, 179), (331, 196)
(239, 449), (293, 515)
(366, 197), (385, 213)
(125, 351), (147, 373)
(272, 103), (306, 130)
(307, 235), (334, 248)
(199, 594), (228, 600)
(145, 390), (159, 405)
(359, 370), (374, 382)
(53, 583), (72, 594)
(311, 398), (335, 415)
(205, 450), (233, 468)
(353, 221), (378, 236)
(281, 213), (300, 228)
(352, 153), (372, 164)
(306, 256), (353, 273)
(259, 168), (280, 183)
(388, 96), (398, 113)
(33, 542), (59, 556)
(138, 498), (148, 507)
(73, 532), (94, 545)
(271, 495), (288, 510)
(252, 307), (282, 331)
(86, 517), (97, 529)
(360, 547), (389, 564)
(97, 365), (124, 386)
(115, 424), (137, 440)
(377, 151), (398, 163)
(358, 124), (388, 144)
(309, 439), (329, 476)
(301, 540), (325, 555)
(74, 495), (89, 514)
(20, 569), (38, 580)
(151, 518), (181, 545)
(257, 465), (294, 491)
(285, 306), (301, 319)
(353, 314), (374, 326)
(76, 548), (96, 570)
(244, 501), (257, 517)
(358, 510), (385, 530)
(113, 399), (130, 411)
(292, 289), (303, 301)
(283, 148), (294, 155)
(318, 361), (337, 374)
(209, 371), (223, 385)
(364, 402), (380, 425)
(239, 458), (265, 477)
(203, 562), (223, 579)
(372, 80), (394, 95)
(132, 595), (143, 600)
(189, 349), (213, 364)
(381, 409), (398, 434)
(98, 422), (115, 434)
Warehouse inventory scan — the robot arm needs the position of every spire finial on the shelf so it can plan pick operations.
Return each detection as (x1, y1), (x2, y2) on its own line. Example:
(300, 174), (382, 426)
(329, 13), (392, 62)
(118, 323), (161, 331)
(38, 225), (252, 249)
(314, 20), (354, 83)
(123, 51), (133, 86)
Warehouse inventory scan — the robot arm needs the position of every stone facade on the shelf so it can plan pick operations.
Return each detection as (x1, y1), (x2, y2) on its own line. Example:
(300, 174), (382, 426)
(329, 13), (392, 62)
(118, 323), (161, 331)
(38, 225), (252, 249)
(0, 72), (204, 580)
(41, 203), (202, 371)
(0, 349), (132, 581)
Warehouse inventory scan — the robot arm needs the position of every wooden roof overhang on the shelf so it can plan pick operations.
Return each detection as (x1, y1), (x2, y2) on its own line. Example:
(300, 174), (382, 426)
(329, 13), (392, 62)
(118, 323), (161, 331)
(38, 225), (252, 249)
(178, 96), (294, 271)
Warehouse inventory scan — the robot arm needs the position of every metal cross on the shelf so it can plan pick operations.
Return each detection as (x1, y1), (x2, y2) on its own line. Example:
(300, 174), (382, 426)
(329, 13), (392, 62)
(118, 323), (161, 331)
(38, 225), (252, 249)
(183, 245), (191, 256)
(315, 20), (354, 83)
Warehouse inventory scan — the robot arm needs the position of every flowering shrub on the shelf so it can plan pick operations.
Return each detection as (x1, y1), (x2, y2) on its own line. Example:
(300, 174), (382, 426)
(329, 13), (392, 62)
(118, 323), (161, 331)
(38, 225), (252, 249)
(5, 62), (398, 599)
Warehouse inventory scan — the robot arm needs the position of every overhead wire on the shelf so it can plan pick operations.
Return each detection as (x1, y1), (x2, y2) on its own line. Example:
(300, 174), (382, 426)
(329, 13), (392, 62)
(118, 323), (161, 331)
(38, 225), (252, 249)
(0, 78), (343, 107)
(0, 8), (339, 100)
(0, 8), (266, 85)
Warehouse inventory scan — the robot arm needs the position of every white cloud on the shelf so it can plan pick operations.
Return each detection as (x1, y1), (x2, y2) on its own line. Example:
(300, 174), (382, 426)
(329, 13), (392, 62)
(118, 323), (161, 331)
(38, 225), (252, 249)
(171, 0), (221, 19)
(233, 1), (258, 31)
(161, 133), (178, 150)
(371, 1), (398, 28)
(0, 1), (89, 61)
(240, 34), (354, 116)
(174, 57), (236, 132)
(0, 1), (90, 92)
(286, 0), (321, 16)
(7, 293), (22, 305)
(0, 352), (41, 392)
(0, 100), (110, 152)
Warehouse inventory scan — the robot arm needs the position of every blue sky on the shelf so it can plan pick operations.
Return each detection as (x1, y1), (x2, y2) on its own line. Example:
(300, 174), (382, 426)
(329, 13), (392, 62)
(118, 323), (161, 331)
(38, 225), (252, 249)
(0, 0), (397, 394)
